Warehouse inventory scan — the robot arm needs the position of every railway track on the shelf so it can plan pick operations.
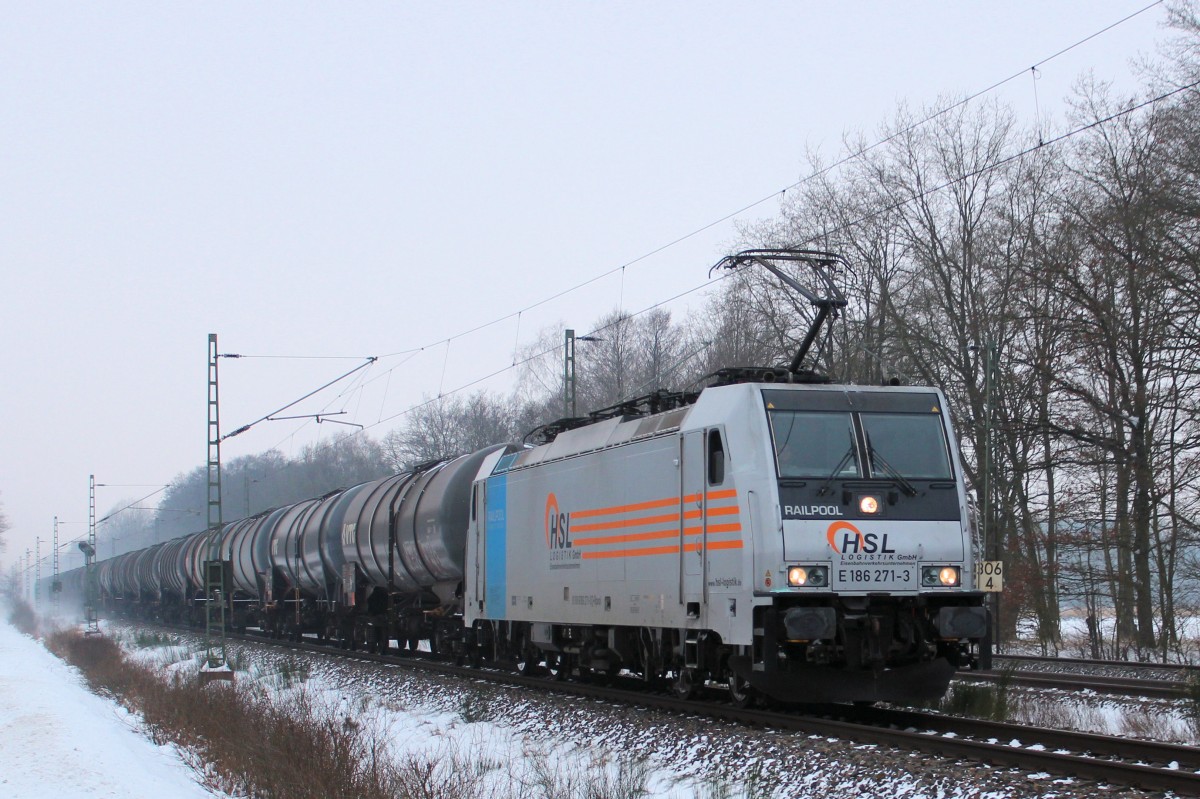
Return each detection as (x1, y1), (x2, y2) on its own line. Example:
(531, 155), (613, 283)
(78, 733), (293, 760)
(957, 653), (1196, 699)
(128, 623), (1200, 794)
(958, 668), (1190, 699)
(994, 653), (1195, 675)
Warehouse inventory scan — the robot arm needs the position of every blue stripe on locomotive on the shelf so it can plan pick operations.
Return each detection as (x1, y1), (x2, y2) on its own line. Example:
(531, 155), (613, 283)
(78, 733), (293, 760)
(485, 474), (507, 618)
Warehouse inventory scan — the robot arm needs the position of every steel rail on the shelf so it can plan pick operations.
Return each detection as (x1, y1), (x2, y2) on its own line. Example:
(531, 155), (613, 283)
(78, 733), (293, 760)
(959, 669), (1188, 699)
(993, 652), (1194, 674)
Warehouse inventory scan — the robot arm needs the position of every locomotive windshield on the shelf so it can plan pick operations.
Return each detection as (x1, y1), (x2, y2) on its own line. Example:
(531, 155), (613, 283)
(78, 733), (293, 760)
(770, 409), (952, 480)
(860, 412), (952, 480)
(770, 411), (859, 479)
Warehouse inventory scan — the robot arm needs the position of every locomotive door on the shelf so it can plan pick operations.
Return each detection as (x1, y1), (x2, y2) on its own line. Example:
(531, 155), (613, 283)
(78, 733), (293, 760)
(679, 430), (706, 611)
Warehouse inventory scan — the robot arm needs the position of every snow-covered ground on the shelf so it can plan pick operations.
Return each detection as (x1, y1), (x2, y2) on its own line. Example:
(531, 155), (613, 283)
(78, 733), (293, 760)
(0, 617), (220, 799)
(1014, 613), (1200, 663)
(3, 611), (1176, 799)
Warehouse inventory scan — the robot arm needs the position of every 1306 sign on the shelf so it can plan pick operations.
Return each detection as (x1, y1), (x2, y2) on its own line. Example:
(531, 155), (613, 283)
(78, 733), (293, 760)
(975, 560), (1004, 592)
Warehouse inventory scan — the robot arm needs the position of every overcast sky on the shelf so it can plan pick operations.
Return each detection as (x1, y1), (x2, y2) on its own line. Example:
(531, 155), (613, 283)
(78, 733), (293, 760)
(0, 1), (1173, 573)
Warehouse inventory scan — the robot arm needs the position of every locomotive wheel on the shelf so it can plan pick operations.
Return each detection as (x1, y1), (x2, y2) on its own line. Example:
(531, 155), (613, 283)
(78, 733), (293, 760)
(727, 672), (756, 709)
(431, 625), (453, 658)
(516, 640), (541, 676)
(436, 626), (453, 657)
(545, 653), (568, 681)
(672, 668), (697, 700)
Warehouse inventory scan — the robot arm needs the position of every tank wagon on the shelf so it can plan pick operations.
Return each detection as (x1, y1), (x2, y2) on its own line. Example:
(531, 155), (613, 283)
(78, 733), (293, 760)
(59, 250), (989, 704)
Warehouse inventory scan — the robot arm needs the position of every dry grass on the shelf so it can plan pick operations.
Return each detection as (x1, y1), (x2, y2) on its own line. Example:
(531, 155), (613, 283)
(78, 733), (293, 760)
(522, 749), (652, 799)
(1118, 709), (1194, 742)
(997, 688), (1194, 744)
(42, 626), (669, 799)
(46, 628), (405, 799)
(1011, 696), (1108, 731)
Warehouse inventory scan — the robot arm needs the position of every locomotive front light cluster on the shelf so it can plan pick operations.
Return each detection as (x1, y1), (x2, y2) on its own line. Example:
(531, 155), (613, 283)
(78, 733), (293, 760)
(921, 565), (961, 587)
(858, 494), (881, 514)
(787, 565), (828, 587)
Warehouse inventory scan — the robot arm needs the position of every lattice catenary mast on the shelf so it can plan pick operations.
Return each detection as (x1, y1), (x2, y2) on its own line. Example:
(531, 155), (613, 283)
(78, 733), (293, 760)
(200, 333), (233, 684)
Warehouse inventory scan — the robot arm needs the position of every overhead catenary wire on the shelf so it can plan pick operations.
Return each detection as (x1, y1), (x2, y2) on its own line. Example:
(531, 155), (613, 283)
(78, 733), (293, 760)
(56, 4), (1170, 543)
(361, 1), (1164, 371)
(242, 3), (1167, 443)
(25, 486), (174, 561)
(220, 356), (377, 441)
(232, 66), (1196, 468)
(343, 72), (1200, 438)
(82, 68), (1191, 543)
(787, 76), (1200, 251)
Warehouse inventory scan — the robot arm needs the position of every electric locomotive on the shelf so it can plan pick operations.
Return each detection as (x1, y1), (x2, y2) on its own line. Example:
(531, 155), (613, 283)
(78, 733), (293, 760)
(463, 250), (989, 703)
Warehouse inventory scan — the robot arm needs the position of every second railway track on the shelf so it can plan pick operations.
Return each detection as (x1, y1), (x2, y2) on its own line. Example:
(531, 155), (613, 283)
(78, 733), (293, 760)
(959, 668), (1190, 699)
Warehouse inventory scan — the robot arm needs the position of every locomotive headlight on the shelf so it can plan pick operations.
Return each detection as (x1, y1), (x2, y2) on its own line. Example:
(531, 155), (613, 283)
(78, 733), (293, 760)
(858, 495), (881, 515)
(939, 566), (960, 586)
(787, 565), (828, 587)
(922, 566), (960, 587)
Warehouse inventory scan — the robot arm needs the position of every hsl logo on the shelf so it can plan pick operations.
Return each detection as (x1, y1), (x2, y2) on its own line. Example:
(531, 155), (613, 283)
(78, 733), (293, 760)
(545, 493), (573, 550)
(826, 520), (895, 554)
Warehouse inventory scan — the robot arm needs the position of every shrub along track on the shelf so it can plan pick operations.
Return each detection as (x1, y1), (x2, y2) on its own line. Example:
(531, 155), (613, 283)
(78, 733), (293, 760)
(42, 627), (440, 799)
(131, 622), (1200, 796)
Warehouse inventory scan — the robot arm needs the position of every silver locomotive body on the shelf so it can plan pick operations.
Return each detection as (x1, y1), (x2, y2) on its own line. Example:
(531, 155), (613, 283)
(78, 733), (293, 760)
(466, 381), (988, 703)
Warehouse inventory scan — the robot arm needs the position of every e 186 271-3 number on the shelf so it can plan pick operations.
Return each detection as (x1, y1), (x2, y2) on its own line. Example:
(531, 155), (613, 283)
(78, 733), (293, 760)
(838, 568), (911, 584)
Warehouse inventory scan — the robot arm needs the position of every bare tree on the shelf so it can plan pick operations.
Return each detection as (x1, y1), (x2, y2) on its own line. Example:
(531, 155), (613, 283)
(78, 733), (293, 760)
(1040, 78), (1191, 656)
(573, 309), (689, 410)
(686, 270), (778, 381)
(154, 436), (389, 538)
(97, 501), (156, 558)
(382, 391), (516, 469)
(753, 99), (1074, 642)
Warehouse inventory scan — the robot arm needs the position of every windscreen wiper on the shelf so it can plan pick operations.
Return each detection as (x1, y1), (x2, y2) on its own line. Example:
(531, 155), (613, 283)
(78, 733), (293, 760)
(815, 445), (857, 496)
(866, 443), (918, 497)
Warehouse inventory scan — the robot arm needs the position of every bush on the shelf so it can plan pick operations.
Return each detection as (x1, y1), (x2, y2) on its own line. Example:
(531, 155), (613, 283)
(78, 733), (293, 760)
(133, 630), (175, 648)
(44, 628), (405, 799)
(7, 598), (38, 637)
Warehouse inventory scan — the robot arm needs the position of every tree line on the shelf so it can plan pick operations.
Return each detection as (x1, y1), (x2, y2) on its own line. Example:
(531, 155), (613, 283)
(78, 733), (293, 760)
(99, 4), (1200, 660)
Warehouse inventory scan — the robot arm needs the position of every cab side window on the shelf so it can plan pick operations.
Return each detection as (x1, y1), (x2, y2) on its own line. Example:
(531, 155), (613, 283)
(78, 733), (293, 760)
(707, 429), (725, 485)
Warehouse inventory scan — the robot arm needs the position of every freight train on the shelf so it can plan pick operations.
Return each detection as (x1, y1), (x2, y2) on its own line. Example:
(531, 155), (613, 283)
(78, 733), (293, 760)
(50, 250), (990, 704)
